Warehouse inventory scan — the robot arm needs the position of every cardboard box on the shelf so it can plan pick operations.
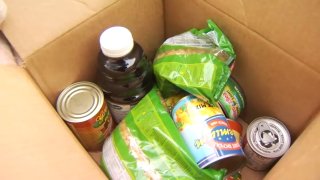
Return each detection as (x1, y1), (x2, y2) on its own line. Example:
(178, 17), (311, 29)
(2, 0), (164, 104)
(1, 0), (319, 179)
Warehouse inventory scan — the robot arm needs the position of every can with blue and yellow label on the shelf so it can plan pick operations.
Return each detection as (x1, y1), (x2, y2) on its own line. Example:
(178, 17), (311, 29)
(172, 95), (245, 172)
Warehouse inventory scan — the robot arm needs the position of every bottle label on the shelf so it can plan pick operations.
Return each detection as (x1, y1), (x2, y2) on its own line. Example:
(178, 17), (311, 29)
(107, 100), (134, 123)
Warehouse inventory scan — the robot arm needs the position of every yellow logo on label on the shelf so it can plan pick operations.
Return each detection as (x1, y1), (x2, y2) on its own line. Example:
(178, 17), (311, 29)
(93, 106), (109, 128)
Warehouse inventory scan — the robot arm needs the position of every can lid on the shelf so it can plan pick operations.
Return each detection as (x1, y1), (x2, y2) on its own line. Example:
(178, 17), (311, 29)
(246, 116), (291, 158)
(56, 81), (104, 123)
(99, 26), (134, 58)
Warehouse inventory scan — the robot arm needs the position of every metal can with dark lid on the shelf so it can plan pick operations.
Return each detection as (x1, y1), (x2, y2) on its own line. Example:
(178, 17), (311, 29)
(243, 116), (291, 171)
(56, 81), (115, 151)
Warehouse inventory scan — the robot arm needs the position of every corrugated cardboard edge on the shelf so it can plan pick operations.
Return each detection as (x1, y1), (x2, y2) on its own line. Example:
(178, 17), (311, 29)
(0, 32), (17, 65)
(0, 65), (107, 179)
(16, 0), (165, 104)
(2, 0), (121, 103)
(265, 110), (320, 180)
(164, 0), (320, 139)
(2, 0), (120, 59)
(203, 0), (320, 74)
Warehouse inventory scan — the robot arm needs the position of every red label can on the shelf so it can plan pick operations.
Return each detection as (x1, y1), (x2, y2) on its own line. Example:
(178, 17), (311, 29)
(56, 81), (115, 151)
(227, 119), (243, 143)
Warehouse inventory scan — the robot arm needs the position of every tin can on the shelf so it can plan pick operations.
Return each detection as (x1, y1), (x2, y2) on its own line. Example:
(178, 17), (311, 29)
(56, 81), (115, 151)
(172, 95), (245, 172)
(163, 93), (187, 113)
(218, 77), (245, 120)
(243, 117), (291, 171)
(227, 119), (243, 143)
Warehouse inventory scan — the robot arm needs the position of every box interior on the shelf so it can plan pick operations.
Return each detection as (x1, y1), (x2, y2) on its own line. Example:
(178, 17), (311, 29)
(1, 0), (319, 179)
(164, 0), (320, 140)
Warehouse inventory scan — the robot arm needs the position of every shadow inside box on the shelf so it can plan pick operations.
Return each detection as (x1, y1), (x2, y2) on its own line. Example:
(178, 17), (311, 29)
(89, 151), (102, 164)
(0, 32), (18, 65)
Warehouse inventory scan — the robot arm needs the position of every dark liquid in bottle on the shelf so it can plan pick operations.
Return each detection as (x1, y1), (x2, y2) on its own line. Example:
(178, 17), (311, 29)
(96, 42), (154, 105)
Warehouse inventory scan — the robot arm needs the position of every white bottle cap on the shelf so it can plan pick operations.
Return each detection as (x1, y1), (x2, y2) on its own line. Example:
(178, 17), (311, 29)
(99, 26), (134, 58)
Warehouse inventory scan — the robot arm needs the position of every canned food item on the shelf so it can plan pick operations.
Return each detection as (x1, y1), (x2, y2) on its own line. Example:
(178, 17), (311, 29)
(227, 119), (243, 143)
(172, 95), (245, 172)
(163, 92), (187, 113)
(56, 81), (115, 151)
(218, 77), (245, 120)
(243, 117), (291, 171)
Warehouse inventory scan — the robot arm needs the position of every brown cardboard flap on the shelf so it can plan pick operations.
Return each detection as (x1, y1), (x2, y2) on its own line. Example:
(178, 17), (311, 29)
(0, 33), (16, 65)
(3, 0), (164, 104)
(265, 111), (320, 180)
(2, 0), (119, 59)
(164, 0), (320, 138)
(204, 0), (320, 74)
(0, 65), (106, 179)
(241, 167), (266, 180)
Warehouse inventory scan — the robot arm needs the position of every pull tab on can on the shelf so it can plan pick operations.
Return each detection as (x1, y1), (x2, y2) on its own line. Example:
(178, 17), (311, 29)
(243, 116), (291, 171)
(257, 122), (278, 148)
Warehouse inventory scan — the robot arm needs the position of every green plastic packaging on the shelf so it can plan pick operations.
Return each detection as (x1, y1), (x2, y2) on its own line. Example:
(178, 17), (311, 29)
(153, 20), (235, 103)
(101, 87), (226, 180)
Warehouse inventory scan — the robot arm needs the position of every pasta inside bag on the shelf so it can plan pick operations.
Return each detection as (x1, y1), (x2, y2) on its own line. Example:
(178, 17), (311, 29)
(153, 19), (235, 104)
(101, 87), (226, 180)
(101, 20), (237, 180)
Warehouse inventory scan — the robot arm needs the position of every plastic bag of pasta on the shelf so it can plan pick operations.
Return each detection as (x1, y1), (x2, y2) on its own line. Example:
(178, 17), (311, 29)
(101, 86), (226, 180)
(153, 19), (235, 104)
